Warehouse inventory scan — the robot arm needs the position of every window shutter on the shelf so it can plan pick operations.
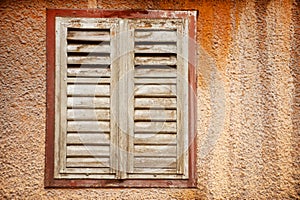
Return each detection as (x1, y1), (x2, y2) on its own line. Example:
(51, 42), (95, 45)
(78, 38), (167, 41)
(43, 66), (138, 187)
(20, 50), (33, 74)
(54, 18), (118, 179)
(126, 19), (189, 179)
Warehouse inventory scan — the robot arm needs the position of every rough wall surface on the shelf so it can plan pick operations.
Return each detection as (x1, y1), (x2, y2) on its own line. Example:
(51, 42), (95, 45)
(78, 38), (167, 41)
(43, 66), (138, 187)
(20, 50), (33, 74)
(0, 0), (299, 199)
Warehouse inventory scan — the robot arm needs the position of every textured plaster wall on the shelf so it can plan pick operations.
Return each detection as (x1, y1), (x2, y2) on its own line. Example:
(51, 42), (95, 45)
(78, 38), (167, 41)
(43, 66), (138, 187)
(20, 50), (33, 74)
(0, 0), (299, 199)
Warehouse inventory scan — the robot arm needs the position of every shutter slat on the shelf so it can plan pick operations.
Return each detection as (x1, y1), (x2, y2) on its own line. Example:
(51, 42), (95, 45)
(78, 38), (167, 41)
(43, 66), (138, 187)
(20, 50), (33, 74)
(67, 31), (110, 41)
(64, 168), (111, 174)
(67, 68), (110, 77)
(135, 122), (176, 133)
(135, 157), (176, 168)
(67, 85), (110, 97)
(68, 56), (111, 65)
(67, 78), (110, 84)
(135, 98), (176, 109)
(134, 133), (176, 145)
(135, 31), (177, 42)
(129, 168), (177, 174)
(67, 133), (110, 144)
(134, 145), (176, 157)
(68, 44), (110, 53)
(135, 110), (176, 121)
(135, 67), (176, 78)
(67, 97), (110, 108)
(135, 44), (176, 53)
(135, 85), (176, 97)
(67, 121), (110, 132)
(135, 56), (177, 65)
(67, 109), (110, 120)
(66, 157), (110, 168)
(67, 145), (110, 156)
(135, 78), (176, 84)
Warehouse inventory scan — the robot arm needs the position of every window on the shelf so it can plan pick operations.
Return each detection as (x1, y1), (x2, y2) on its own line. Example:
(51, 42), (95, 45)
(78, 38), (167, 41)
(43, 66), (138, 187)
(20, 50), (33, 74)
(46, 9), (197, 188)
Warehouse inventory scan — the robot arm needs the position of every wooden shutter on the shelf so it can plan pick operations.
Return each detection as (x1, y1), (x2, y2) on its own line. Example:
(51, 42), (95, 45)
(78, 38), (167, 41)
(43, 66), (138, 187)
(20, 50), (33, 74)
(126, 19), (189, 179)
(54, 17), (190, 180)
(54, 18), (118, 179)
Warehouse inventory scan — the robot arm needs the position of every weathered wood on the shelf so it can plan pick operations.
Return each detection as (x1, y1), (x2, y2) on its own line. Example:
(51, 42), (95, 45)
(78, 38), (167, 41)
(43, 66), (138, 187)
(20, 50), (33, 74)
(135, 56), (177, 65)
(127, 173), (181, 179)
(67, 109), (110, 120)
(126, 22), (136, 174)
(67, 145), (110, 156)
(64, 167), (111, 174)
(135, 109), (176, 121)
(67, 68), (111, 77)
(59, 173), (115, 179)
(67, 133), (110, 144)
(135, 98), (177, 109)
(135, 44), (176, 53)
(67, 121), (110, 132)
(135, 67), (176, 78)
(67, 77), (110, 84)
(68, 56), (111, 65)
(135, 85), (176, 97)
(176, 20), (189, 176)
(131, 168), (177, 174)
(67, 97), (110, 108)
(134, 133), (176, 145)
(135, 30), (177, 42)
(67, 85), (110, 97)
(135, 122), (177, 133)
(134, 157), (176, 168)
(109, 23), (118, 174)
(67, 31), (110, 41)
(134, 145), (176, 157)
(134, 78), (176, 84)
(57, 21), (68, 175)
(65, 18), (117, 30)
(132, 19), (181, 30)
(66, 157), (110, 168)
(67, 44), (110, 53)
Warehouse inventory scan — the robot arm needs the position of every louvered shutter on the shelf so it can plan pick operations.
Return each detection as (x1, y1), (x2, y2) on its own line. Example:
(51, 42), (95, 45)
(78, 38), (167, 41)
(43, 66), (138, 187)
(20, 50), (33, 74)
(54, 18), (118, 179)
(125, 19), (189, 179)
(54, 17), (190, 180)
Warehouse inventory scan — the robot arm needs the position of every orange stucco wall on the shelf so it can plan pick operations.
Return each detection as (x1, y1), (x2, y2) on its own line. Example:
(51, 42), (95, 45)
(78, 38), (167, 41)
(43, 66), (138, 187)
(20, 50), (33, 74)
(0, 0), (299, 199)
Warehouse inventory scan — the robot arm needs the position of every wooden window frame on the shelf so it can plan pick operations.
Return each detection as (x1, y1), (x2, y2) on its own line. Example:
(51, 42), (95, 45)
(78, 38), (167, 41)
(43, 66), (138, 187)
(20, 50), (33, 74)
(45, 9), (197, 188)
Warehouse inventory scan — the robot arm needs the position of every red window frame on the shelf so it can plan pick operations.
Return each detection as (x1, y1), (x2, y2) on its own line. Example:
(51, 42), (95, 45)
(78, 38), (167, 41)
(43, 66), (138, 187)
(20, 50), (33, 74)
(45, 9), (197, 188)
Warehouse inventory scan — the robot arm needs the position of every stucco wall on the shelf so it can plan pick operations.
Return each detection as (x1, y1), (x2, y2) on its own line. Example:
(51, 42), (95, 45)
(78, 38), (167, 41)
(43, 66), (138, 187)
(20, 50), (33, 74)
(0, 0), (299, 199)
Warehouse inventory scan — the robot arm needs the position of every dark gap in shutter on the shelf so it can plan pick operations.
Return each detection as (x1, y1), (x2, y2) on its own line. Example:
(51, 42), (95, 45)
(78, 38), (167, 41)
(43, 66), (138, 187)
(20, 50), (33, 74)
(134, 107), (176, 110)
(134, 119), (176, 122)
(135, 41), (176, 45)
(68, 28), (110, 31)
(134, 53), (176, 57)
(67, 41), (110, 45)
(67, 119), (110, 122)
(67, 52), (110, 57)
(135, 65), (177, 69)
(67, 64), (111, 68)
(66, 155), (110, 158)
(134, 132), (177, 134)
(67, 131), (110, 133)
(66, 144), (110, 146)
(134, 131), (177, 134)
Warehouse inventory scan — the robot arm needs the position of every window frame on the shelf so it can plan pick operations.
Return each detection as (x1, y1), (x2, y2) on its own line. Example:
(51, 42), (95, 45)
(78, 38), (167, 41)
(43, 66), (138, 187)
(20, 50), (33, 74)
(45, 9), (197, 188)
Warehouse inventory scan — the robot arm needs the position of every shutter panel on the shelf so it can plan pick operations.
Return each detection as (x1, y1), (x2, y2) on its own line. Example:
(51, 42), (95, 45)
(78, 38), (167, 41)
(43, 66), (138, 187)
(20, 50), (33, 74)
(127, 19), (189, 179)
(54, 18), (118, 179)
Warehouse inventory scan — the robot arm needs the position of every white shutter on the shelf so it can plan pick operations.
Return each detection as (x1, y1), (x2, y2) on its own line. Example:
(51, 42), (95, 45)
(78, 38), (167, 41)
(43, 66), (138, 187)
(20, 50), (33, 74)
(54, 17), (190, 180)
(126, 19), (189, 179)
(54, 18), (118, 179)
